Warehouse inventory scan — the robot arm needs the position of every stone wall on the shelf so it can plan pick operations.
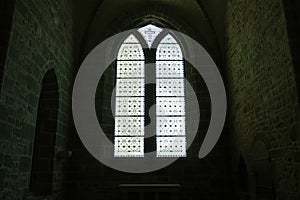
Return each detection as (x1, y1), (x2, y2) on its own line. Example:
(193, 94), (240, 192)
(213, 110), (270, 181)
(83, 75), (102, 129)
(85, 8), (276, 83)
(2, 0), (299, 199)
(0, 0), (73, 199)
(282, 0), (300, 99)
(226, 0), (300, 199)
(0, 0), (16, 93)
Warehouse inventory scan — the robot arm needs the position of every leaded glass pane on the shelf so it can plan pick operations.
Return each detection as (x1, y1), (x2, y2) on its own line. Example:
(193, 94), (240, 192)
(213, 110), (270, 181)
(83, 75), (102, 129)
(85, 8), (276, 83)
(117, 43), (144, 60)
(138, 24), (163, 48)
(156, 79), (184, 97)
(114, 26), (187, 158)
(156, 117), (185, 136)
(159, 34), (178, 44)
(156, 97), (185, 116)
(115, 117), (144, 136)
(156, 137), (186, 157)
(156, 61), (184, 78)
(116, 79), (144, 96)
(123, 34), (140, 43)
(115, 34), (145, 157)
(117, 61), (144, 78)
(115, 97), (144, 116)
(156, 44), (183, 60)
(156, 33), (186, 158)
(114, 137), (144, 157)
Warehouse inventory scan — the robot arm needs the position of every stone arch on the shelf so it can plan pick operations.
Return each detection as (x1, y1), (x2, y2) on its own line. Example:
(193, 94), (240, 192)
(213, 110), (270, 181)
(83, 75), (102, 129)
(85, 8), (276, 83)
(29, 69), (59, 195)
(82, 5), (221, 68)
(0, 0), (17, 94)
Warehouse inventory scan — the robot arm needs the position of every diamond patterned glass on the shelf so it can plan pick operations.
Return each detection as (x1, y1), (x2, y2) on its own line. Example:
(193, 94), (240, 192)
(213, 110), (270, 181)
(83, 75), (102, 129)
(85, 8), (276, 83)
(156, 79), (185, 97)
(117, 43), (144, 60)
(156, 44), (183, 60)
(156, 97), (185, 116)
(116, 79), (144, 96)
(156, 61), (184, 78)
(114, 137), (144, 157)
(156, 117), (185, 136)
(115, 34), (145, 157)
(156, 34), (186, 157)
(117, 61), (144, 78)
(156, 137), (186, 157)
(115, 117), (144, 136)
(115, 97), (144, 115)
(114, 29), (187, 158)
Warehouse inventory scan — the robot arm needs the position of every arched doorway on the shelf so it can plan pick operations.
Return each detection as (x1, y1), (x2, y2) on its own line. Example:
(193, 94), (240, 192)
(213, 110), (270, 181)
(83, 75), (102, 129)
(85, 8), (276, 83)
(30, 69), (59, 195)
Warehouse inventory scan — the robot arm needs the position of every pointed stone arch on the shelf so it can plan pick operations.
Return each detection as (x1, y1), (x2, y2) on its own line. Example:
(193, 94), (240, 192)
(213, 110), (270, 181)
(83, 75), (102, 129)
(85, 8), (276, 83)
(30, 69), (59, 195)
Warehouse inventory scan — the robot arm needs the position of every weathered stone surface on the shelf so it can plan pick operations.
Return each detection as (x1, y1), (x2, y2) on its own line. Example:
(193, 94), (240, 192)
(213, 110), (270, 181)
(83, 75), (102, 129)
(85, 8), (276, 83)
(0, 0), (73, 199)
(227, 0), (300, 199)
(0, 0), (299, 199)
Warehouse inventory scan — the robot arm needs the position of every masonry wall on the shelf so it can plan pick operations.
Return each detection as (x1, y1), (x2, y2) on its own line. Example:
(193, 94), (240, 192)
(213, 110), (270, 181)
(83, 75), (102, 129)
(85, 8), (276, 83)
(3, 0), (299, 199)
(0, 0), (74, 199)
(282, 0), (300, 99)
(0, 0), (16, 92)
(226, 0), (300, 199)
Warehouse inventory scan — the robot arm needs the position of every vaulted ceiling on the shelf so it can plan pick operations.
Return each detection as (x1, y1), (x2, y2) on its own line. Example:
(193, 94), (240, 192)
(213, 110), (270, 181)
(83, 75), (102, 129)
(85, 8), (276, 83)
(73, 0), (228, 64)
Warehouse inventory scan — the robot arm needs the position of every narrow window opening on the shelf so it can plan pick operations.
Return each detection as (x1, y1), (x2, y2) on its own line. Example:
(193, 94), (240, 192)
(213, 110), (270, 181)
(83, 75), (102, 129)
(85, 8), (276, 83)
(30, 69), (58, 195)
(114, 25), (186, 158)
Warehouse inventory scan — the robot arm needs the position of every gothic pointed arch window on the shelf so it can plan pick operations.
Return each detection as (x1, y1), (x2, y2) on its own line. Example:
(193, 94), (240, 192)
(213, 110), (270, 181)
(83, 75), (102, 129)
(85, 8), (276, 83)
(156, 34), (186, 157)
(114, 24), (186, 158)
(114, 34), (145, 157)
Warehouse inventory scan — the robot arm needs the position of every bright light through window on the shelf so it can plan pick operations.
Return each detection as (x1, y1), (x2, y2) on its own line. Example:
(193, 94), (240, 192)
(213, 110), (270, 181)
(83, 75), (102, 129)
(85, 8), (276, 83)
(138, 24), (163, 48)
(114, 34), (145, 157)
(156, 34), (186, 157)
(114, 25), (186, 158)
